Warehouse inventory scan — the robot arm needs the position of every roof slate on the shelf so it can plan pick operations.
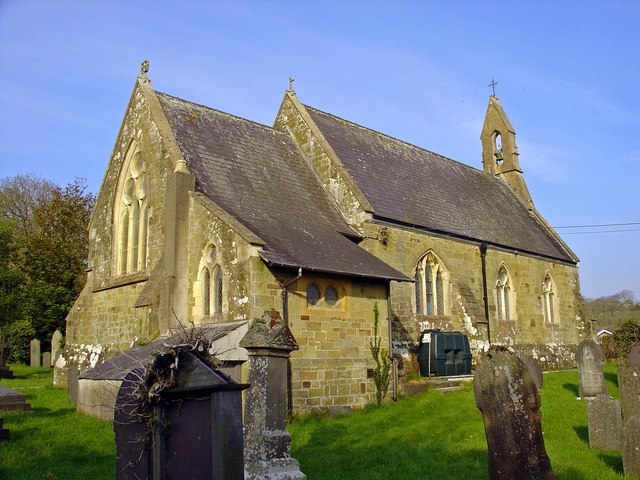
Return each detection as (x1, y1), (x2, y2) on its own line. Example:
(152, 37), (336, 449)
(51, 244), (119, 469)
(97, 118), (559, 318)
(305, 106), (575, 263)
(156, 93), (409, 282)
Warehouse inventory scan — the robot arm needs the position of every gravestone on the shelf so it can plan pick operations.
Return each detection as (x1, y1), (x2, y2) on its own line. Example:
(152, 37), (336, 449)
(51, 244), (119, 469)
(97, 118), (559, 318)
(474, 346), (554, 480)
(241, 310), (306, 480)
(67, 364), (79, 405)
(586, 394), (622, 450)
(51, 330), (63, 366)
(42, 352), (51, 369)
(30, 339), (41, 368)
(523, 355), (543, 390)
(0, 336), (13, 379)
(628, 343), (640, 367)
(576, 339), (607, 398)
(618, 362), (640, 421)
(114, 352), (248, 480)
(0, 386), (32, 412)
(622, 415), (640, 478)
(0, 418), (8, 443)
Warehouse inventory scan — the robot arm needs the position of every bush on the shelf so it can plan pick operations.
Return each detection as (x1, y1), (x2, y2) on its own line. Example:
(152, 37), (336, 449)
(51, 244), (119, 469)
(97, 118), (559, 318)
(4, 318), (36, 363)
(613, 319), (640, 361)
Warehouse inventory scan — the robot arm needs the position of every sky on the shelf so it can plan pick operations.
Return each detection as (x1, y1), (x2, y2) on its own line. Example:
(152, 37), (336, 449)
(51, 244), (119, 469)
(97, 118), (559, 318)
(0, 1), (638, 301)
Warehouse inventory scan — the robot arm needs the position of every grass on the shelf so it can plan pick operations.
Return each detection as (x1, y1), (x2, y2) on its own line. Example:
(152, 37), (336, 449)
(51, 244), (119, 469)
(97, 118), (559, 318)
(0, 363), (624, 479)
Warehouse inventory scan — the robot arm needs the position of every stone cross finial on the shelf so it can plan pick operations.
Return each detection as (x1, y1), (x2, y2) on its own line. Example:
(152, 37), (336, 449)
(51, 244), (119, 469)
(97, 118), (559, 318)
(489, 78), (498, 97)
(140, 59), (150, 76)
(288, 77), (295, 92)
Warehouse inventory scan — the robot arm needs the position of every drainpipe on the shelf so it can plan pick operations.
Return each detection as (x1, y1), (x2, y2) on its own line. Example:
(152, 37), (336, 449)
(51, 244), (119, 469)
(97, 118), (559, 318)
(387, 282), (398, 401)
(281, 267), (302, 417)
(479, 242), (491, 345)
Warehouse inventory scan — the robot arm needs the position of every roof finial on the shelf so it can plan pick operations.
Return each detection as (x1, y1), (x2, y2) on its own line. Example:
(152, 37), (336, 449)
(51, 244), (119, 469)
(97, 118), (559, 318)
(140, 59), (150, 81)
(287, 76), (295, 93)
(489, 78), (498, 97)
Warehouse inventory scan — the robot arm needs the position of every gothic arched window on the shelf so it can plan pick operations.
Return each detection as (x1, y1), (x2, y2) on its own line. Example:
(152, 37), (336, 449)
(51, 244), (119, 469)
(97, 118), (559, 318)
(199, 244), (223, 317)
(415, 251), (448, 316)
(496, 266), (512, 321)
(115, 143), (149, 275)
(542, 274), (557, 324)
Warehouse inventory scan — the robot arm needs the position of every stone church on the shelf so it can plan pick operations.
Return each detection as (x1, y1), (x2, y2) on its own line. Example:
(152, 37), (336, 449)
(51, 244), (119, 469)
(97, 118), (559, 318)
(57, 67), (588, 413)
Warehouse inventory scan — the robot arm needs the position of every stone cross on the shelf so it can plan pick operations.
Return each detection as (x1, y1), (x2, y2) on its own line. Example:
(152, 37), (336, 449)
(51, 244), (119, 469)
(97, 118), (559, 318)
(474, 346), (555, 480)
(240, 309), (306, 480)
(576, 339), (607, 398)
(30, 339), (41, 368)
(51, 330), (63, 367)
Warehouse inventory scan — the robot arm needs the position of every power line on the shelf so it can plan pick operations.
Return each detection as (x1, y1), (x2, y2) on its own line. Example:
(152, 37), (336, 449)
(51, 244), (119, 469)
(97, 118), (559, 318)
(554, 222), (640, 229)
(561, 228), (640, 235)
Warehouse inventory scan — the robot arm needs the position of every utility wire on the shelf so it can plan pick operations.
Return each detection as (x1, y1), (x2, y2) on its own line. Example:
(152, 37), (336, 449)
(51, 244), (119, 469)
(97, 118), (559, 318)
(561, 228), (640, 235)
(554, 222), (640, 229)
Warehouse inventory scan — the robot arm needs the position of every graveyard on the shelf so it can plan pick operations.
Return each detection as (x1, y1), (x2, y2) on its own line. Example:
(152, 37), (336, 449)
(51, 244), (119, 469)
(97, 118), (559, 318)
(0, 362), (628, 480)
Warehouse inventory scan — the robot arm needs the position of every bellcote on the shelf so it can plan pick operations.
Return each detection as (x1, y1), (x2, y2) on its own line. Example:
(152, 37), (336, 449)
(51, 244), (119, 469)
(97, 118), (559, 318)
(481, 96), (534, 208)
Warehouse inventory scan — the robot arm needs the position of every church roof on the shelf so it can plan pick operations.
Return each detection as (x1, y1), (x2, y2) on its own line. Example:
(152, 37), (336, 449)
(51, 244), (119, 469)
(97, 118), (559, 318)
(304, 106), (575, 263)
(156, 92), (410, 282)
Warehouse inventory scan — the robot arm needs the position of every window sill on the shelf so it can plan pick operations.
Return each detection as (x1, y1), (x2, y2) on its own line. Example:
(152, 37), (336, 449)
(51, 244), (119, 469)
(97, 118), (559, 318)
(93, 272), (149, 292)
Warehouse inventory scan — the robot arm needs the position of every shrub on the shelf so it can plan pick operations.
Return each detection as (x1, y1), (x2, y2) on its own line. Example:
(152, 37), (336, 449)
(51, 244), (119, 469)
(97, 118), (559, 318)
(369, 302), (390, 405)
(4, 318), (36, 363)
(613, 319), (640, 361)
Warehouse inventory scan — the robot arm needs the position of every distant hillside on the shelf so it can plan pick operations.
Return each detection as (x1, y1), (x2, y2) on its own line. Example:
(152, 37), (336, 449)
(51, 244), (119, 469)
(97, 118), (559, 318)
(586, 290), (640, 331)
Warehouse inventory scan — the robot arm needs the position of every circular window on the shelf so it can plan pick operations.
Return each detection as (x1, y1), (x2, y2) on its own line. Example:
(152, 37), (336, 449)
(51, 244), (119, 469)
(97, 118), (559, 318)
(123, 177), (135, 205)
(131, 151), (144, 178)
(325, 286), (339, 306)
(306, 284), (321, 306)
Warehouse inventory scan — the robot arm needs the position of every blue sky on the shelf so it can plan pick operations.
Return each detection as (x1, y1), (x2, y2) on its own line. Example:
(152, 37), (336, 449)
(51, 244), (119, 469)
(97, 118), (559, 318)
(1, 1), (638, 300)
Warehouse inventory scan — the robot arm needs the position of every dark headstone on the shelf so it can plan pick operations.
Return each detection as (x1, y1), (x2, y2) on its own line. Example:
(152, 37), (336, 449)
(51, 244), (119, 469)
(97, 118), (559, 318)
(474, 346), (554, 480)
(586, 394), (622, 450)
(622, 415), (640, 478)
(0, 386), (32, 412)
(114, 353), (248, 480)
(0, 418), (8, 443)
(241, 309), (307, 480)
(618, 363), (640, 421)
(30, 339), (41, 368)
(576, 339), (607, 398)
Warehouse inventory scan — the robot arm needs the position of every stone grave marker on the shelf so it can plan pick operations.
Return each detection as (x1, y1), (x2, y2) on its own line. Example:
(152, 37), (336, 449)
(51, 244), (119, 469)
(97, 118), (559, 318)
(576, 339), (607, 398)
(67, 364), (79, 405)
(523, 355), (543, 390)
(618, 361), (640, 422)
(586, 393), (622, 450)
(628, 342), (640, 367)
(0, 386), (32, 412)
(622, 414), (640, 478)
(51, 330), (63, 366)
(0, 336), (13, 379)
(30, 339), (41, 368)
(240, 309), (307, 480)
(42, 352), (51, 369)
(474, 346), (554, 480)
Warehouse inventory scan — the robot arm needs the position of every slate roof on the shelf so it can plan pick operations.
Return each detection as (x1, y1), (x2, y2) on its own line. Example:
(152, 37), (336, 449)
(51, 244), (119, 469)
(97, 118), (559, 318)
(156, 92), (409, 282)
(305, 106), (576, 263)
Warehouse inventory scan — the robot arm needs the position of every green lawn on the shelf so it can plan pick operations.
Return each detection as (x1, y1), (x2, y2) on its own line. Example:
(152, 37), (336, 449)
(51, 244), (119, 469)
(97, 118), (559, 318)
(0, 364), (624, 479)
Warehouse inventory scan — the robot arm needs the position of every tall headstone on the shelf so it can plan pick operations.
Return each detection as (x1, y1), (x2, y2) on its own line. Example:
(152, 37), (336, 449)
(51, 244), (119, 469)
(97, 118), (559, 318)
(586, 394), (622, 450)
(576, 339), (607, 398)
(30, 339), (41, 368)
(622, 415), (640, 478)
(621, 345), (640, 478)
(42, 352), (51, 369)
(474, 346), (555, 480)
(51, 330), (63, 366)
(240, 310), (306, 480)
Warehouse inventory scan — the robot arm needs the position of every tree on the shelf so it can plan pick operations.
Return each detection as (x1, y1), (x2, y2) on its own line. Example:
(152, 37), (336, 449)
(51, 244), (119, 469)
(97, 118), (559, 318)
(0, 175), (94, 354)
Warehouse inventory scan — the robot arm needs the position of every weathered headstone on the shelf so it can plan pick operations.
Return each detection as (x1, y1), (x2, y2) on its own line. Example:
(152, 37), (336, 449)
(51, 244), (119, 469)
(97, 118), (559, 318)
(51, 330), (63, 366)
(618, 362), (640, 421)
(622, 415), (640, 478)
(523, 355), (543, 390)
(67, 364), (79, 405)
(42, 352), (51, 369)
(628, 342), (640, 367)
(474, 346), (554, 480)
(576, 339), (607, 398)
(30, 339), (41, 368)
(586, 394), (622, 450)
(0, 336), (13, 379)
(241, 310), (307, 480)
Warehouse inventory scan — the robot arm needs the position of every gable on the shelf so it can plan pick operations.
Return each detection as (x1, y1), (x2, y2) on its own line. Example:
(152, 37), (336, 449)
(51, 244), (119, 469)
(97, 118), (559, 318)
(155, 92), (409, 282)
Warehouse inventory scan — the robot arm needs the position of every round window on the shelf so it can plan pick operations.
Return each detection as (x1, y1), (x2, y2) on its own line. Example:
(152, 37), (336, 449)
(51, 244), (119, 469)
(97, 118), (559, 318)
(325, 286), (339, 306)
(306, 284), (321, 306)
(131, 151), (144, 178)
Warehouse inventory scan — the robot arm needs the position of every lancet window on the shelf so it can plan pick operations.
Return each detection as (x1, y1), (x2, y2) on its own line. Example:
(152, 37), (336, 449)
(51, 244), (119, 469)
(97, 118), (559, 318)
(496, 266), (512, 321)
(415, 251), (448, 316)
